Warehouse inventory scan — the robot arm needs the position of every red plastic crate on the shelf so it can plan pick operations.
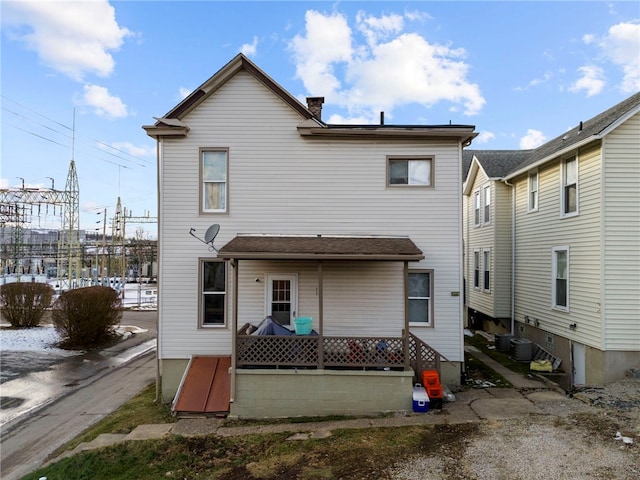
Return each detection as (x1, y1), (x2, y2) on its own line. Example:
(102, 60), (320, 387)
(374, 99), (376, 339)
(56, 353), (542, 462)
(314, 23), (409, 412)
(427, 386), (443, 399)
(422, 370), (441, 386)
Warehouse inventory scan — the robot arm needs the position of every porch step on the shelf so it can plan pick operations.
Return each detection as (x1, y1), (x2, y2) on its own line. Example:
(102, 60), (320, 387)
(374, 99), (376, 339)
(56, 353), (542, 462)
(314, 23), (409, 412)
(173, 356), (231, 415)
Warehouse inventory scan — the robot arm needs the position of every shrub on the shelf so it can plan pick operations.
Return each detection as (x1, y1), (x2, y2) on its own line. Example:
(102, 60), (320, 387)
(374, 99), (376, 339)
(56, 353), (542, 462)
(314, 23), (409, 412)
(0, 282), (54, 328)
(52, 286), (123, 349)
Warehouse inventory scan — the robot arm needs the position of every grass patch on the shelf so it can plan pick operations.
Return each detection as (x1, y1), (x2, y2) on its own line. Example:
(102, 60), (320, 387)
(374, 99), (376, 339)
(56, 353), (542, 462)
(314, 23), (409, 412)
(25, 423), (480, 480)
(465, 331), (531, 375)
(48, 383), (175, 459)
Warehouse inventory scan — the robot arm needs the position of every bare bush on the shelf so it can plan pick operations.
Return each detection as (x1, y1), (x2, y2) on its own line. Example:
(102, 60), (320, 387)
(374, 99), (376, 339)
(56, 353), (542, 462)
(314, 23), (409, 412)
(0, 282), (54, 328)
(52, 286), (123, 349)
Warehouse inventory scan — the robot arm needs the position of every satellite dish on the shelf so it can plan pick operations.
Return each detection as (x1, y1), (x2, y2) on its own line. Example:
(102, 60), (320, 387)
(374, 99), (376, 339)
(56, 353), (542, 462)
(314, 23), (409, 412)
(204, 224), (220, 244)
(189, 224), (220, 252)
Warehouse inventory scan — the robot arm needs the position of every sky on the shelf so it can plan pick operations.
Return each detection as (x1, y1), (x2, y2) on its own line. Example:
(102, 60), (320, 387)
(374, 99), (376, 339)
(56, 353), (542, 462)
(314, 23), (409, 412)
(2, 1), (639, 239)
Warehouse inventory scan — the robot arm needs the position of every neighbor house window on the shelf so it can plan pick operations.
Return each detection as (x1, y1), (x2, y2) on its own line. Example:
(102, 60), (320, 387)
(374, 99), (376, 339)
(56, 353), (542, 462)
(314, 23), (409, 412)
(483, 185), (491, 224)
(408, 271), (433, 326)
(561, 156), (577, 216)
(201, 260), (226, 326)
(473, 191), (481, 226)
(201, 149), (228, 213)
(473, 250), (480, 289)
(552, 247), (569, 311)
(528, 171), (538, 211)
(388, 157), (432, 186)
(483, 249), (491, 291)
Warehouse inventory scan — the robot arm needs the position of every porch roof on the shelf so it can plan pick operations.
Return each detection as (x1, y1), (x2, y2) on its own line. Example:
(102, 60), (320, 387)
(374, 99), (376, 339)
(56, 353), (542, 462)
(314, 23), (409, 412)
(218, 234), (424, 261)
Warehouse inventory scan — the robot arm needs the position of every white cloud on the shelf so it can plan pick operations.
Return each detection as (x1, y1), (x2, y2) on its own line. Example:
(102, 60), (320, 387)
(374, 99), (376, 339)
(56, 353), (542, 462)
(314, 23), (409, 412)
(179, 87), (192, 100)
(515, 71), (554, 91)
(569, 65), (606, 97)
(0, 178), (9, 189)
(520, 129), (547, 149)
(240, 36), (259, 56)
(289, 10), (485, 120)
(80, 85), (128, 119)
(475, 131), (496, 144)
(2, 0), (132, 81)
(599, 21), (640, 93)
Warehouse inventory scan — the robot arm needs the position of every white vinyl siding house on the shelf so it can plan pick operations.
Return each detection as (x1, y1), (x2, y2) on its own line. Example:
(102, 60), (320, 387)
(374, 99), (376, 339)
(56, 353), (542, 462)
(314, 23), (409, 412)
(466, 93), (640, 387)
(145, 54), (476, 415)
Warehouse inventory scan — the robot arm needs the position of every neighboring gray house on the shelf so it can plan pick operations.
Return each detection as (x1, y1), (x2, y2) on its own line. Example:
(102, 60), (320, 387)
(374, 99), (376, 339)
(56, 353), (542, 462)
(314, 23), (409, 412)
(463, 92), (640, 388)
(144, 54), (477, 418)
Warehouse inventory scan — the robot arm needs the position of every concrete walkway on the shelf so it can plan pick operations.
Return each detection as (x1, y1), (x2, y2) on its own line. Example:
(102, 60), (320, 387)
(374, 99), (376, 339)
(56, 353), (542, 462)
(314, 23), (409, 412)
(50, 347), (569, 464)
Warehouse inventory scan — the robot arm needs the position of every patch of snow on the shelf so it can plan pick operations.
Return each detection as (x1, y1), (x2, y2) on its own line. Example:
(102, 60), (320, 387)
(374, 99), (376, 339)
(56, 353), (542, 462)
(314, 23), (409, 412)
(0, 326), (74, 355)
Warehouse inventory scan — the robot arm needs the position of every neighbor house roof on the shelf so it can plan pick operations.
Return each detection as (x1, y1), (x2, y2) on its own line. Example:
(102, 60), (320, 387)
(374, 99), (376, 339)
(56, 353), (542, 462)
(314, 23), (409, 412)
(218, 234), (424, 261)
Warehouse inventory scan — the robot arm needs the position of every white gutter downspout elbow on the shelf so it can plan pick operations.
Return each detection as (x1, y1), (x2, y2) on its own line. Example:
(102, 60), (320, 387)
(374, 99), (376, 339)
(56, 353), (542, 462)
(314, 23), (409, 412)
(503, 180), (515, 336)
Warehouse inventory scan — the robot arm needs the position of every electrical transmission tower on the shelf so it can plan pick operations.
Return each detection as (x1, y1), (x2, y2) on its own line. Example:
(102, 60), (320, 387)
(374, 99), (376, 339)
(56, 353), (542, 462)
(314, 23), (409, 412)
(0, 160), (80, 282)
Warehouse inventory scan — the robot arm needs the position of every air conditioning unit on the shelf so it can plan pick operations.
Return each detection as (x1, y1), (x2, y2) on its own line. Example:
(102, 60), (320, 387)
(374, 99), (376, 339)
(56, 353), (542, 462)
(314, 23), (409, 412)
(510, 338), (534, 362)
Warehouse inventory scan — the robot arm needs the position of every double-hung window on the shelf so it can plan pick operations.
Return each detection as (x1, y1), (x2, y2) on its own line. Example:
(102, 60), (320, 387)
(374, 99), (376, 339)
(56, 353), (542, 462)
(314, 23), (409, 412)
(483, 250), (491, 291)
(552, 247), (569, 311)
(528, 171), (538, 211)
(473, 191), (481, 226)
(561, 156), (577, 216)
(473, 250), (480, 289)
(408, 271), (433, 326)
(201, 260), (226, 326)
(388, 157), (433, 186)
(201, 149), (228, 213)
(483, 185), (491, 224)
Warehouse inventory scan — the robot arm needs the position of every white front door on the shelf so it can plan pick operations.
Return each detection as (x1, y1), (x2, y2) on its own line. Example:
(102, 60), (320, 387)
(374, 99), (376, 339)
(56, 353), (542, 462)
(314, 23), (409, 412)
(266, 274), (297, 327)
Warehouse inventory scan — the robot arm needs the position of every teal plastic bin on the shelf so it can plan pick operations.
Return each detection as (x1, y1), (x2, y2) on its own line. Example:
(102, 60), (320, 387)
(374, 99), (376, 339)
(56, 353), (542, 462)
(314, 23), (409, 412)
(294, 316), (313, 335)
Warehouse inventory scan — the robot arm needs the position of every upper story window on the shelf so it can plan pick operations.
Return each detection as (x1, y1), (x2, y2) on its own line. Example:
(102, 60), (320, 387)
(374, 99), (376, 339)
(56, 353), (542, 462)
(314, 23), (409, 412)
(473, 191), (481, 226)
(201, 260), (227, 327)
(528, 171), (538, 212)
(561, 156), (578, 217)
(201, 149), (228, 213)
(408, 270), (433, 326)
(552, 246), (569, 311)
(483, 185), (491, 224)
(388, 157), (433, 186)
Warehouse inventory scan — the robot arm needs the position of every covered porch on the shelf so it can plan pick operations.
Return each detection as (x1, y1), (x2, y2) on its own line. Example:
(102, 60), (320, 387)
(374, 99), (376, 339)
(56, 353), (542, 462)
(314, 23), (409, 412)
(217, 234), (445, 417)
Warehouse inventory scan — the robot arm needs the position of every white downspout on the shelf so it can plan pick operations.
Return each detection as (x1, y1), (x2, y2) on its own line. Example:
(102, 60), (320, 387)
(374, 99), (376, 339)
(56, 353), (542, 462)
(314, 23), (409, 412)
(503, 179), (515, 335)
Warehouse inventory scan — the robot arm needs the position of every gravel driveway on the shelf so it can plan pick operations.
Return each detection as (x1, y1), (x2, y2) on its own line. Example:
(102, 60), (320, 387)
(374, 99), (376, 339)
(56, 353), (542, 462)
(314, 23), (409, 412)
(389, 378), (640, 479)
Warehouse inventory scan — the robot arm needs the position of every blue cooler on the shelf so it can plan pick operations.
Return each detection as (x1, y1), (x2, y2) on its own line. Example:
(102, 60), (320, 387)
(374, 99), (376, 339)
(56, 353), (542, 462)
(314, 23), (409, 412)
(412, 383), (430, 413)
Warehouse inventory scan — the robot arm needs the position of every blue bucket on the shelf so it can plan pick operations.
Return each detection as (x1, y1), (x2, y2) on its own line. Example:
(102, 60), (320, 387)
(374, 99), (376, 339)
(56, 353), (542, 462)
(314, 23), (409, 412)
(294, 316), (313, 335)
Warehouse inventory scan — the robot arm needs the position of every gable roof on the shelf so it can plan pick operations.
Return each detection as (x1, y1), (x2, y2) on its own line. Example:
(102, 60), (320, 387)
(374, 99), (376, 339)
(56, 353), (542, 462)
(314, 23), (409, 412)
(462, 91), (640, 187)
(144, 54), (478, 144)
(505, 91), (640, 179)
(143, 54), (315, 137)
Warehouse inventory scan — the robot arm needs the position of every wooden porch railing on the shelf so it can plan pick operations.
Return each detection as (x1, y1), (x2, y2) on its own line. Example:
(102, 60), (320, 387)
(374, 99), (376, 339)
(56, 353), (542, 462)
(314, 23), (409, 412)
(236, 330), (443, 376)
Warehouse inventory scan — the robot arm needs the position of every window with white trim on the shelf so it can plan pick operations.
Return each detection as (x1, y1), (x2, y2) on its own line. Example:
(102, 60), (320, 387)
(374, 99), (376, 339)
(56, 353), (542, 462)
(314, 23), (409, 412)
(483, 185), (491, 224)
(552, 247), (569, 311)
(388, 157), (433, 186)
(408, 271), (432, 326)
(561, 156), (577, 216)
(201, 149), (228, 213)
(473, 191), (481, 226)
(528, 171), (538, 211)
(483, 249), (491, 291)
(473, 250), (480, 289)
(201, 260), (226, 326)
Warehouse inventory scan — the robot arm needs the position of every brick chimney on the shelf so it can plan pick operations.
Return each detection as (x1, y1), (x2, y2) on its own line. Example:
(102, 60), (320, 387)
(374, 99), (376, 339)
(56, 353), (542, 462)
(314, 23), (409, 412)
(306, 97), (325, 120)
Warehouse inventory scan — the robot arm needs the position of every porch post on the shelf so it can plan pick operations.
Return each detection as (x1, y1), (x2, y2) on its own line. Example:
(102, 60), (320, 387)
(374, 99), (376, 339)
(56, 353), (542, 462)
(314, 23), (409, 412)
(403, 261), (410, 371)
(230, 259), (238, 402)
(317, 260), (324, 369)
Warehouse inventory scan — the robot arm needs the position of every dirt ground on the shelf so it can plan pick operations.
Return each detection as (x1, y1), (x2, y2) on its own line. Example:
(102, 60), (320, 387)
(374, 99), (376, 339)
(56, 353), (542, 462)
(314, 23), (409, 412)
(388, 377), (640, 480)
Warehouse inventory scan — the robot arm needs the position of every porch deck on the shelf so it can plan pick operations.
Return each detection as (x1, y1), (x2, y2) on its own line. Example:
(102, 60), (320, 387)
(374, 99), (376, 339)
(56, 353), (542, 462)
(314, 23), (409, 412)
(236, 328), (441, 375)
